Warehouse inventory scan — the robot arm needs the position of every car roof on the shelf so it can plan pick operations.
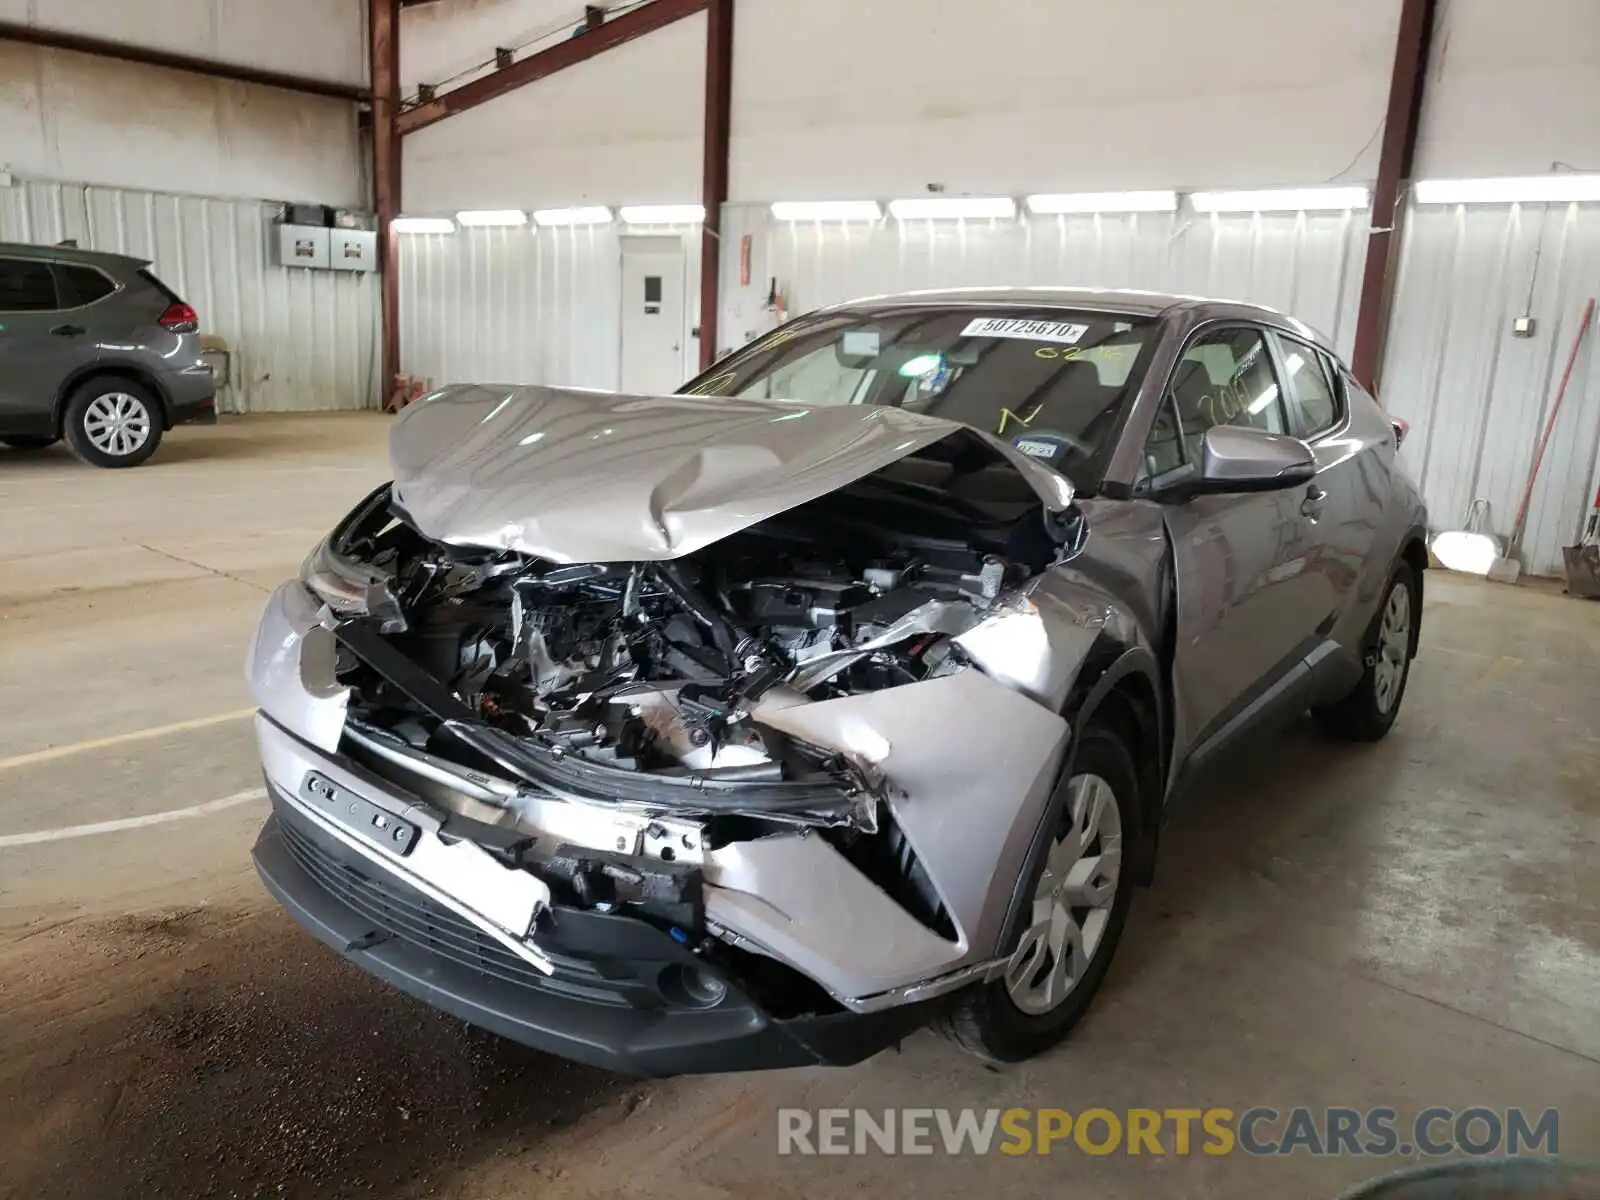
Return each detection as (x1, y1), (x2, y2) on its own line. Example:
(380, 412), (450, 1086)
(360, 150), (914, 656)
(0, 240), (150, 270)
(812, 286), (1332, 347)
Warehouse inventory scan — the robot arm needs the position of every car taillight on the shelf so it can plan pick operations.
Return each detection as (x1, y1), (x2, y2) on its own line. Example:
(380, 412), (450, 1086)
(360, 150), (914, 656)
(159, 302), (199, 333)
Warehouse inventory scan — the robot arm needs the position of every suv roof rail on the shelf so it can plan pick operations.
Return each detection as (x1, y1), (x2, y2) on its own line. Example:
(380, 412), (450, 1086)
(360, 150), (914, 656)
(0, 240), (151, 269)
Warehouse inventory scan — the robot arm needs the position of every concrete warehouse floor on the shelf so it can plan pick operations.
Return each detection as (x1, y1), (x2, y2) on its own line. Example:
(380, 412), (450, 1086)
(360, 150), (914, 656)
(0, 414), (1596, 1200)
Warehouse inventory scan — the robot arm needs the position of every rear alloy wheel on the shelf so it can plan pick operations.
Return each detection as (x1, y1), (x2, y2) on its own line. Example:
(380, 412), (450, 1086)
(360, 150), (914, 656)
(62, 378), (163, 468)
(940, 722), (1137, 1063)
(1, 435), (59, 450)
(1313, 563), (1418, 741)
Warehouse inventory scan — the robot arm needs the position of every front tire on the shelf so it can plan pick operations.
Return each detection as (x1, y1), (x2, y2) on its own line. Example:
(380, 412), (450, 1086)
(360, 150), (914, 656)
(940, 721), (1138, 1063)
(1313, 563), (1418, 741)
(62, 377), (163, 468)
(1, 435), (59, 450)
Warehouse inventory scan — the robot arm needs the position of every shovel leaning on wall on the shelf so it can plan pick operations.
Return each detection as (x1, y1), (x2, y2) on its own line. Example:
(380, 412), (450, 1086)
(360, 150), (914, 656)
(1562, 487), (1600, 599)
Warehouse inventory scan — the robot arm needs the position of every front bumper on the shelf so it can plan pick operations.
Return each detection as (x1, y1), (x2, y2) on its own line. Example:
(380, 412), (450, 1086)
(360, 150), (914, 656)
(253, 787), (932, 1076)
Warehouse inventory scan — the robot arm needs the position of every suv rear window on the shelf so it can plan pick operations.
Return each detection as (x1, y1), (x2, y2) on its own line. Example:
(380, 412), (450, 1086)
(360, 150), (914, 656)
(59, 264), (117, 306)
(0, 257), (60, 311)
(137, 268), (186, 306)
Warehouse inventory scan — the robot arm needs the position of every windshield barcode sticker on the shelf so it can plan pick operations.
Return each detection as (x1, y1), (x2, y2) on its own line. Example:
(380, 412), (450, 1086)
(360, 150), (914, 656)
(961, 317), (1090, 344)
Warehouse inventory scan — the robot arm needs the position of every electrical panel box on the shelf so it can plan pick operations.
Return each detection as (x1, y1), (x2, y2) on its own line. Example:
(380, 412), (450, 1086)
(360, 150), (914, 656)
(275, 224), (330, 270)
(329, 228), (377, 273)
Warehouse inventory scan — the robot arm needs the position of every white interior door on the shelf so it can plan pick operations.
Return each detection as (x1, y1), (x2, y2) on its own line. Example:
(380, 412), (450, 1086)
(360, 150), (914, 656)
(620, 237), (687, 394)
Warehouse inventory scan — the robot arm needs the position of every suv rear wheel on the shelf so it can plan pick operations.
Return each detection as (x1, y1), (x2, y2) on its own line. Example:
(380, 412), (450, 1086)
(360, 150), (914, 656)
(62, 377), (164, 468)
(1, 435), (59, 450)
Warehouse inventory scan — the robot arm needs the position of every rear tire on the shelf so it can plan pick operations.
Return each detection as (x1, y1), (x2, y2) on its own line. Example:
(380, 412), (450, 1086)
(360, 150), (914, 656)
(1313, 563), (1418, 741)
(1, 435), (59, 450)
(62, 377), (163, 468)
(939, 720), (1138, 1064)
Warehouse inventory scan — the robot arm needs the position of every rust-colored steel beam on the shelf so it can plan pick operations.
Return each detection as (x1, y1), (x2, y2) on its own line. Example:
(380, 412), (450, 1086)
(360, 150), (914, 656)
(1350, 0), (1438, 393)
(395, 0), (708, 138)
(698, 0), (734, 370)
(372, 0), (402, 405)
(0, 21), (367, 101)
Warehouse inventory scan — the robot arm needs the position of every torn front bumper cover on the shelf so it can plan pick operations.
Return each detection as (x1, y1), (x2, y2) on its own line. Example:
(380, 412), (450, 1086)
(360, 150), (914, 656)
(253, 782), (934, 1076)
(248, 580), (1074, 1066)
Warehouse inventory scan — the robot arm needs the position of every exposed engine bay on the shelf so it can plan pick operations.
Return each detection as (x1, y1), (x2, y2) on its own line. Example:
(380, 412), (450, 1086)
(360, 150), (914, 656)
(323, 440), (1084, 842)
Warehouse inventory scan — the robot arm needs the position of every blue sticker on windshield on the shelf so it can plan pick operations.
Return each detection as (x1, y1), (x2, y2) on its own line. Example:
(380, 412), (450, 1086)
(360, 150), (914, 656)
(1013, 434), (1068, 462)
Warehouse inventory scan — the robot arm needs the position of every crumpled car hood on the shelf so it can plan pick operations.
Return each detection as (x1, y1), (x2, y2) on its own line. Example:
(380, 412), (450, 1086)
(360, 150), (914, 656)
(389, 385), (1073, 563)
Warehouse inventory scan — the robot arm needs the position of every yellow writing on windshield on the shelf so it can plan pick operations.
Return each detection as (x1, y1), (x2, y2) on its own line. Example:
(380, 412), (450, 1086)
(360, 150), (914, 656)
(995, 403), (1044, 435)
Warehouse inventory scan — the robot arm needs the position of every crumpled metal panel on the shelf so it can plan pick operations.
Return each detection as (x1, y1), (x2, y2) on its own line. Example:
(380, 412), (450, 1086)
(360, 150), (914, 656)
(388, 383), (1069, 562)
(709, 668), (1071, 1002)
(0, 175), (379, 413)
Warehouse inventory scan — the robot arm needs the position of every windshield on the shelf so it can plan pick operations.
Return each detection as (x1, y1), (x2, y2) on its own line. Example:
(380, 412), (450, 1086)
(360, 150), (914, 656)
(681, 306), (1157, 489)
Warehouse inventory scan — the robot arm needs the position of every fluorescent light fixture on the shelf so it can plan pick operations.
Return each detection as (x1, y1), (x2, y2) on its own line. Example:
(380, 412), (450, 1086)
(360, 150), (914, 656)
(455, 209), (527, 226)
(532, 205), (613, 226)
(1191, 187), (1369, 213)
(1414, 174), (1600, 205)
(889, 197), (1017, 220)
(619, 204), (705, 225)
(1026, 190), (1178, 214)
(770, 200), (883, 221)
(391, 216), (456, 234)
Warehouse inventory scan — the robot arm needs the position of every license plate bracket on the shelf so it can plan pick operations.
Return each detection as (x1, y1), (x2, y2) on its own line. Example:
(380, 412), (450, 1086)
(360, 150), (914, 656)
(302, 771), (419, 856)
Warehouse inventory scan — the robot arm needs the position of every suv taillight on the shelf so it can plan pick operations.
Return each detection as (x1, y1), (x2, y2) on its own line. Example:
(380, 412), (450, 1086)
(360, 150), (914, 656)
(159, 302), (199, 333)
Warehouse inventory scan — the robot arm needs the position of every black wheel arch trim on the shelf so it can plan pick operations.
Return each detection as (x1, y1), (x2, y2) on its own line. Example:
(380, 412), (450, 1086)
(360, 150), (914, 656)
(53, 363), (174, 434)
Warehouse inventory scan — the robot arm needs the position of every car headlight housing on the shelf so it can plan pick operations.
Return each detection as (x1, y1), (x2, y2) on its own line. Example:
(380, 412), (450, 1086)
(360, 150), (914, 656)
(300, 484), (395, 614)
(300, 534), (374, 613)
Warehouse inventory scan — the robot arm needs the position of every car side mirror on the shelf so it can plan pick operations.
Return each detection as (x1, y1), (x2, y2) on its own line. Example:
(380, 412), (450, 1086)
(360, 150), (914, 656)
(1192, 425), (1317, 495)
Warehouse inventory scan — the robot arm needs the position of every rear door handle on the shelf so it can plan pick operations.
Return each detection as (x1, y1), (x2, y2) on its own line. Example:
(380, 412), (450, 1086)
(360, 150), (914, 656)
(51, 324), (85, 337)
(1301, 485), (1327, 520)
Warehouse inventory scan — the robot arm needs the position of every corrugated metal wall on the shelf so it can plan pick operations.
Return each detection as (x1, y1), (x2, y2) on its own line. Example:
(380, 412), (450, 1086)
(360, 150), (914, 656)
(717, 204), (1369, 359)
(399, 224), (623, 392)
(1381, 202), (1600, 577)
(0, 177), (379, 413)
(398, 226), (702, 393)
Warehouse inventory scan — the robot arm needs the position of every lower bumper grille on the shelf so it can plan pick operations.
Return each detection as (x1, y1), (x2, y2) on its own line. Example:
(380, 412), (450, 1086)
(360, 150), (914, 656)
(276, 812), (631, 1006)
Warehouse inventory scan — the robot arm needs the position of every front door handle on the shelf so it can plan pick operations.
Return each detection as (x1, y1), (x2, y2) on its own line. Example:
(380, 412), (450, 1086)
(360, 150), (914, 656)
(51, 324), (85, 337)
(1301, 485), (1327, 520)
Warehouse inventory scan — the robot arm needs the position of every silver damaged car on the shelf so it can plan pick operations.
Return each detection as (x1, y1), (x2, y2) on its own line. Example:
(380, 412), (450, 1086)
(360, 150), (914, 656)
(249, 290), (1428, 1075)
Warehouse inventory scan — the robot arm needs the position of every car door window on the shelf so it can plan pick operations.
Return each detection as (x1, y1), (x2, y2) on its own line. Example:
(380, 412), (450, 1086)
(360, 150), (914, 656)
(1275, 334), (1342, 438)
(0, 257), (61, 312)
(1165, 326), (1287, 463)
(58, 264), (116, 307)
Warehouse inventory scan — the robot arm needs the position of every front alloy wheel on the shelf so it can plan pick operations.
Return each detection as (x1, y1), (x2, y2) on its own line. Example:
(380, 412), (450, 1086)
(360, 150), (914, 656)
(1005, 773), (1123, 1015)
(940, 721), (1138, 1063)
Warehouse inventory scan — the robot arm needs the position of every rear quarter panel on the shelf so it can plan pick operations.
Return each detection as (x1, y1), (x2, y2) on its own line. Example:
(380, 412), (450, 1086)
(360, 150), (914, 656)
(1312, 376), (1428, 704)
